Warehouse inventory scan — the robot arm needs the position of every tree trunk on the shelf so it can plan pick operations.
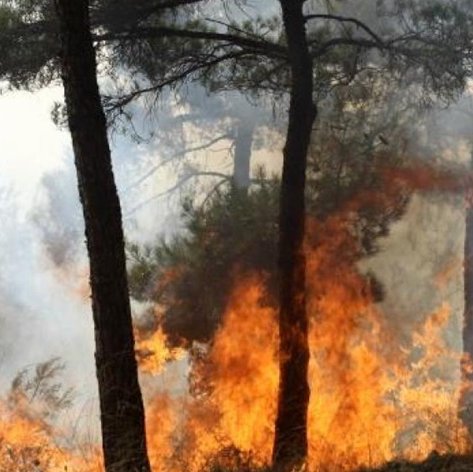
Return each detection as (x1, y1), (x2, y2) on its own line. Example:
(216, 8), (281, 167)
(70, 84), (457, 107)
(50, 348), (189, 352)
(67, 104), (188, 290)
(272, 1), (317, 471)
(461, 151), (473, 435)
(232, 119), (255, 189)
(54, 2), (151, 471)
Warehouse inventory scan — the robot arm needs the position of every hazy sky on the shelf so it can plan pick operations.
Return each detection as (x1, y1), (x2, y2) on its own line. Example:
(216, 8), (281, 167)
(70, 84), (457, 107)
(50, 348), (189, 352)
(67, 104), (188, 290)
(0, 87), (96, 406)
(0, 87), (69, 210)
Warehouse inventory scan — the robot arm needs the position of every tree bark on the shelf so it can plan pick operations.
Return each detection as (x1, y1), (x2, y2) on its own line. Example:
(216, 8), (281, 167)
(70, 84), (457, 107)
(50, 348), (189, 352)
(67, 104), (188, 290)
(54, 2), (151, 471)
(232, 118), (255, 189)
(461, 151), (473, 435)
(272, 1), (317, 471)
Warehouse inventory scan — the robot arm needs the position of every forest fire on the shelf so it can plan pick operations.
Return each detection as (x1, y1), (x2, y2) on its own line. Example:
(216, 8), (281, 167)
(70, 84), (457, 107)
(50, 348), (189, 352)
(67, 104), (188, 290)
(142, 286), (466, 471)
(2, 269), (468, 472)
(137, 325), (185, 375)
(1, 161), (470, 472)
(130, 163), (472, 472)
(4, 0), (473, 470)
(0, 401), (101, 471)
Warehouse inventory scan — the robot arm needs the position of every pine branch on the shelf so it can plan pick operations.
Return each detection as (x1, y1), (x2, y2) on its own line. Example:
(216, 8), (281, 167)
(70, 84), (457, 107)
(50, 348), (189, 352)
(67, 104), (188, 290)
(305, 14), (384, 46)
(94, 26), (287, 58)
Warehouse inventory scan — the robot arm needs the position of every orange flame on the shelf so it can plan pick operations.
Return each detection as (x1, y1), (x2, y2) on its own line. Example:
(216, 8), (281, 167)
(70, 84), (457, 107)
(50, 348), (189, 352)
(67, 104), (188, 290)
(141, 164), (470, 471)
(0, 400), (101, 471)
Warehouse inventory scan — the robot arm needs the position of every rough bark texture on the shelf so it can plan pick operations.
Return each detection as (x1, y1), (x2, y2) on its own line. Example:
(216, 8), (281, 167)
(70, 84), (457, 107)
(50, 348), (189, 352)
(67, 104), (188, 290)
(461, 153), (473, 434)
(232, 119), (255, 189)
(272, 1), (317, 470)
(54, 1), (151, 471)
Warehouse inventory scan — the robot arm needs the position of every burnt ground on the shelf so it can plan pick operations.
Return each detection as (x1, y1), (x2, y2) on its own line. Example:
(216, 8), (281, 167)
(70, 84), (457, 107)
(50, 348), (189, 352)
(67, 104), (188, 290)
(360, 453), (473, 471)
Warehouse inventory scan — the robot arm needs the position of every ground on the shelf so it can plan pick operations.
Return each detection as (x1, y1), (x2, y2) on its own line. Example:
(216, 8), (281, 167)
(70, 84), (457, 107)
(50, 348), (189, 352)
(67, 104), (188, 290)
(362, 454), (473, 471)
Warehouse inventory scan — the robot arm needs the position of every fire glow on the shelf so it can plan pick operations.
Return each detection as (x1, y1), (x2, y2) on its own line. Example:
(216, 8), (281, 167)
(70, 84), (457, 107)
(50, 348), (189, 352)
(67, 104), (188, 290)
(1, 163), (471, 471)
(140, 164), (471, 471)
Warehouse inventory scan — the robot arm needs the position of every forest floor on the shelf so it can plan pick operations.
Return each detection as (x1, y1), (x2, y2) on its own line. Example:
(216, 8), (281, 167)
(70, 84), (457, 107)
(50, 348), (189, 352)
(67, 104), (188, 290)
(361, 453), (473, 471)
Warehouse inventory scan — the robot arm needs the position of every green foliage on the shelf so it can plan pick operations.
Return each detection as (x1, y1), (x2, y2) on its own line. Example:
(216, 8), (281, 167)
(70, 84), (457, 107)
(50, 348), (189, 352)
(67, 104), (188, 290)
(0, 4), (18, 27)
(0, 1), (57, 88)
(128, 163), (405, 347)
(308, 74), (415, 254)
(128, 175), (279, 344)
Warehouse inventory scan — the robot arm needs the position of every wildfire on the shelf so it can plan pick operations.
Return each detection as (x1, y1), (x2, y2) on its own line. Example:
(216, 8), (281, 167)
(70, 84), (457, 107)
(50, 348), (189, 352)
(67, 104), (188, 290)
(3, 162), (471, 472)
(137, 325), (185, 375)
(142, 254), (468, 471)
(0, 401), (101, 471)
(142, 161), (470, 471)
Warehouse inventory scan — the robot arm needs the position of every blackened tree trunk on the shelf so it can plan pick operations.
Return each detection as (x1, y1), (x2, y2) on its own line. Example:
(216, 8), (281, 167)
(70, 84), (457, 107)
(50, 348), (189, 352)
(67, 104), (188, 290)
(272, 1), (317, 470)
(54, 1), (151, 471)
(232, 119), (255, 189)
(461, 150), (473, 434)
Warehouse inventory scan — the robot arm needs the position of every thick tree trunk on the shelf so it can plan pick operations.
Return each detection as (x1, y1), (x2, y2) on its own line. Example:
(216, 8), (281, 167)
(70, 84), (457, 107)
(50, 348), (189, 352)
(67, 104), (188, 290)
(272, 1), (317, 471)
(232, 119), (255, 189)
(54, 2), (151, 471)
(461, 152), (473, 435)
